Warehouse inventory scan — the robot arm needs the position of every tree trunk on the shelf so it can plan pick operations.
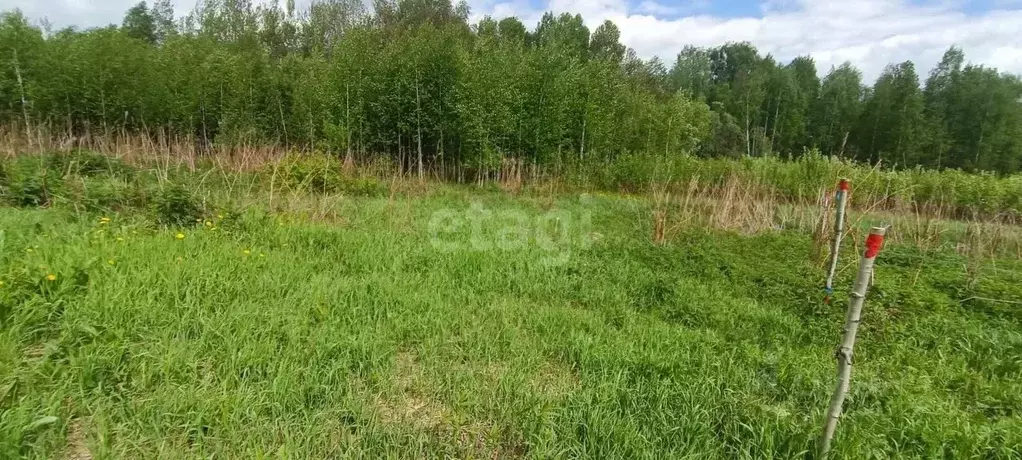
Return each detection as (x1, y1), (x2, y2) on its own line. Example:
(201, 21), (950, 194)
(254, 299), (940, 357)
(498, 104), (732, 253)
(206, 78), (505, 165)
(820, 227), (887, 458)
(665, 115), (673, 158)
(869, 108), (879, 163)
(13, 50), (31, 143)
(344, 81), (354, 171)
(278, 96), (288, 146)
(415, 72), (424, 181)
(65, 93), (72, 137)
(744, 98), (752, 157)
(975, 119), (985, 167)
(580, 115), (587, 161)
(772, 95), (782, 147)
(101, 89), (109, 138)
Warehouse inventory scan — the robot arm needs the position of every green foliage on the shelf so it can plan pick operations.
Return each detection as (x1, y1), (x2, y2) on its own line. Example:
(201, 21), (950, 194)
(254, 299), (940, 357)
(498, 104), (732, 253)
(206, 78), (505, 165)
(277, 154), (385, 196)
(278, 154), (342, 193)
(45, 150), (133, 178)
(9, 2), (1020, 176)
(121, 1), (158, 44)
(57, 175), (142, 213)
(0, 183), (1020, 458)
(0, 152), (143, 212)
(576, 150), (1022, 217)
(149, 183), (201, 226)
(0, 156), (59, 207)
(339, 175), (385, 197)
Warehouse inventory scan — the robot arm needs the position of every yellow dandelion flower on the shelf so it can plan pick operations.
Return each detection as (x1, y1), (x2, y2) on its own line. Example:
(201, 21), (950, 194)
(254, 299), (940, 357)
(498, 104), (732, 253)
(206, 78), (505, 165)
(46, 274), (57, 282)
(26, 248), (34, 253)
(175, 233), (186, 240)
(258, 253), (265, 258)
(205, 221), (213, 227)
(107, 260), (116, 265)
(243, 249), (251, 255)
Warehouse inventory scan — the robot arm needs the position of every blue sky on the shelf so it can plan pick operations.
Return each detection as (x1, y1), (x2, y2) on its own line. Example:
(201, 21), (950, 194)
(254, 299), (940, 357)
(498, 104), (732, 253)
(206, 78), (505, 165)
(2, 0), (1021, 80)
(663, 0), (762, 18)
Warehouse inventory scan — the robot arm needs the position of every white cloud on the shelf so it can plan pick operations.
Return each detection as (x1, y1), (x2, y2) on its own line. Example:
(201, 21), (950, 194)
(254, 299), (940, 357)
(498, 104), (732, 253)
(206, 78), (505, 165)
(636, 1), (682, 16)
(0, 0), (291, 31)
(469, 0), (1022, 82)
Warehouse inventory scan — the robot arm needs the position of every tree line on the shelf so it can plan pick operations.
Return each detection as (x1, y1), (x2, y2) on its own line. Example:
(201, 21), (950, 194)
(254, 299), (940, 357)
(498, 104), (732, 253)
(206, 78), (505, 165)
(0, 0), (1020, 176)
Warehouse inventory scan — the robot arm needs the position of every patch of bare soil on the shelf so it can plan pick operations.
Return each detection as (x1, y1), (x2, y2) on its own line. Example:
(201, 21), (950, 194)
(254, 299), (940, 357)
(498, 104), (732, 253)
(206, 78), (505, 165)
(371, 352), (527, 459)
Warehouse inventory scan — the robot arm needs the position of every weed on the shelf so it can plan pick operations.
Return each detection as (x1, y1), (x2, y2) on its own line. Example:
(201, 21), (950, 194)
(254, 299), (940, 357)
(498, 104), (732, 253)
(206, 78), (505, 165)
(149, 183), (202, 226)
(46, 150), (133, 179)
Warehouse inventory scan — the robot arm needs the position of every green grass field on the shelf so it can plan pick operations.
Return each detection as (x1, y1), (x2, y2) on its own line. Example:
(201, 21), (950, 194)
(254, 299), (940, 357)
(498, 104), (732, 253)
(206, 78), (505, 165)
(2, 156), (1022, 458)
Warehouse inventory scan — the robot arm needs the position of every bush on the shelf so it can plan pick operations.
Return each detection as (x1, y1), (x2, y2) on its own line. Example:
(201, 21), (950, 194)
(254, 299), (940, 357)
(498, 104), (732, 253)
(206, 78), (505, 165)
(277, 153), (341, 194)
(46, 150), (134, 178)
(275, 153), (385, 196)
(0, 157), (60, 208)
(57, 176), (143, 212)
(338, 176), (385, 197)
(150, 183), (202, 226)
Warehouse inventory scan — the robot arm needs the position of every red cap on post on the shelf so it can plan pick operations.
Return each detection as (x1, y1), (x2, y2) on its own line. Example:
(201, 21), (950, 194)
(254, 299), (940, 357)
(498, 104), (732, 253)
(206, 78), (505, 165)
(838, 179), (850, 192)
(864, 227), (886, 259)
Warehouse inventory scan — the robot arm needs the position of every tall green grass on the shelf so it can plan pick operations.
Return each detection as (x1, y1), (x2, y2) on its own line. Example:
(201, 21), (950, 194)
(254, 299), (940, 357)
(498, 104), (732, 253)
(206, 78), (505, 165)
(2, 151), (1021, 458)
(577, 151), (1022, 218)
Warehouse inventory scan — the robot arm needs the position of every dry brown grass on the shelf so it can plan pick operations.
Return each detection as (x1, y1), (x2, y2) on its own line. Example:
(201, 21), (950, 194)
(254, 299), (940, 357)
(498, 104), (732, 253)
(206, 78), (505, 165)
(6, 127), (1019, 260)
(22, 344), (46, 360)
(530, 361), (579, 398)
(373, 352), (449, 430)
(371, 352), (527, 459)
(1, 126), (288, 172)
(64, 419), (92, 460)
(645, 173), (1022, 260)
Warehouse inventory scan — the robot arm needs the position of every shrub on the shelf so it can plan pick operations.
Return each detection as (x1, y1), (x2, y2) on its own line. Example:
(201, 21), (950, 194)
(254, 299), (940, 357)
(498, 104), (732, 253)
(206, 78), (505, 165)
(338, 176), (385, 197)
(274, 153), (385, 196)
(0, 157), (60, 208)
(46, 150), (134, 178)
(57, 176), (143, 212)
(277, 153), (342, 194)
(150, 183), (202, 226)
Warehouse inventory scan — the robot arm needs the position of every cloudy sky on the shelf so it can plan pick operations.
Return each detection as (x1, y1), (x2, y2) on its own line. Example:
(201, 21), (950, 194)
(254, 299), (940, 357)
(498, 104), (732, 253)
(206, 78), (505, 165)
(3, 0), (1021, 81)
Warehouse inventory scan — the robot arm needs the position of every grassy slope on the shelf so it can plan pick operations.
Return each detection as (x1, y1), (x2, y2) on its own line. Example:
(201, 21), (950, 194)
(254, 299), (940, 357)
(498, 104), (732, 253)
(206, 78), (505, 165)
(1, 189), (1021, 459)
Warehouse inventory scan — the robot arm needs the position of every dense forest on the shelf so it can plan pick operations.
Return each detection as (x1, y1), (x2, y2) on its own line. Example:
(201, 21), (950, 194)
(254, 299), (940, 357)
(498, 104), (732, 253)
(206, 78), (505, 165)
(1, 0), (1021, 175)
